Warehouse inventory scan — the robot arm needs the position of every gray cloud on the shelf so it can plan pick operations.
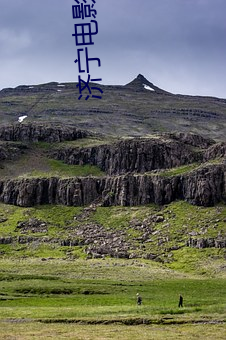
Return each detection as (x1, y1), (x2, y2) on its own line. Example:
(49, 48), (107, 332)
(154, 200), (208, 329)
(0, 0), (226, 97)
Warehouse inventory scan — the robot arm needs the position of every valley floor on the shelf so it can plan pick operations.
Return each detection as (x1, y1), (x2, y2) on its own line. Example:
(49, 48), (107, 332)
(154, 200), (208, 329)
(0, 322), (225, 340)
(0, 257), (225, 339)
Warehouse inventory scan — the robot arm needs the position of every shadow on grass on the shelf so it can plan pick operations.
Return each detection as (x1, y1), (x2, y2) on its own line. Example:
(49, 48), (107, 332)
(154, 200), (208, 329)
(159, 307), (202, 315)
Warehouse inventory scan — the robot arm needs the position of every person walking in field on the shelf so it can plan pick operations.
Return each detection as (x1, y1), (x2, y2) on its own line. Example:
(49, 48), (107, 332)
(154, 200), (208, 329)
(137, 293), (142, 306)
(178, 294), (183, 307)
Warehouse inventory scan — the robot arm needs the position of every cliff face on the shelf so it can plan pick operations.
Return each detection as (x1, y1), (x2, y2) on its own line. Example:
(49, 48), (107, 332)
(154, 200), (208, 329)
(0, 124), (89, 143)
(204, 142), (226, 160)
(164, 132), (215, 149)
(0, 125), (225, 208)
(0, 164), (225, 207)
(181, 165), (226, 205)
(52, 138), (203, 175)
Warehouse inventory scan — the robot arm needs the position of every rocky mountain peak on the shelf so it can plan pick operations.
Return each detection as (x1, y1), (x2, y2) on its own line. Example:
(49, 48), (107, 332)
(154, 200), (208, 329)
(137, 73), (148, 81)
(125, 74), (172, 95)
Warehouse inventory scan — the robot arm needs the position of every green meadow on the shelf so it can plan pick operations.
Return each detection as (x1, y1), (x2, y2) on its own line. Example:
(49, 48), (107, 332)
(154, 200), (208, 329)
(0, 257), (225, 339)
(0, 200), (225, 338)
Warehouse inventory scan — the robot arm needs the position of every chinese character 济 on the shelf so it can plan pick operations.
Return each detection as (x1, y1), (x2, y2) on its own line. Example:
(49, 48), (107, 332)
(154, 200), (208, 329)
(77, 74), (103, 100)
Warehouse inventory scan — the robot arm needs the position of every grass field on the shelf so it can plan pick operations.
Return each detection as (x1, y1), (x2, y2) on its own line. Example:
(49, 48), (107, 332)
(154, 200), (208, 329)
(0, 257), (225, 339)
(0, 199), (225, 338)
(0, 322), (225, 340)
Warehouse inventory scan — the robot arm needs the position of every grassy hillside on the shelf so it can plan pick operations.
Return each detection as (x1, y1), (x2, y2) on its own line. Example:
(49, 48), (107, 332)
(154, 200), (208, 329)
(0, 141), (105, 179)
(1, 76), (226, 140)
(0, 201), (225, 277)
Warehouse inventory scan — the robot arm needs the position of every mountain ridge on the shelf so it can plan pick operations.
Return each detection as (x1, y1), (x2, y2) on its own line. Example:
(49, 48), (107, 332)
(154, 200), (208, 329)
(0, 74), (226, 140)
(0, 73), (224, 98)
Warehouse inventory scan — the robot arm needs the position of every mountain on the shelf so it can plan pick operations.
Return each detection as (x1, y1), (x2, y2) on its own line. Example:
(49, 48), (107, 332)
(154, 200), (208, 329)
(125, 74), (171, 94)
(0, 74), (225, 265)
(0, 74), (226, 140)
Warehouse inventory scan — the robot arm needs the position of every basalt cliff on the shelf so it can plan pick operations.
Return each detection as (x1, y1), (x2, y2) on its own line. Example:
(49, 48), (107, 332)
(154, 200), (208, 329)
(0, 123), (225, 208)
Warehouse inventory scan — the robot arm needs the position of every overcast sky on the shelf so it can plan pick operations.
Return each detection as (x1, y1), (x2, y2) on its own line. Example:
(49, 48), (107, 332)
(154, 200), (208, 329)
(0, 0), (226, 97)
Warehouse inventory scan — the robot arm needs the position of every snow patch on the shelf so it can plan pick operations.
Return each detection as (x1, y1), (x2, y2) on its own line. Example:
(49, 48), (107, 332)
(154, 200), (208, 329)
(57, 84), (65, 87)
(57, 90), (62, 92)
(29, 86), (34, 89)
(143, 84), (155, 91)
(18, 115), (27, 123)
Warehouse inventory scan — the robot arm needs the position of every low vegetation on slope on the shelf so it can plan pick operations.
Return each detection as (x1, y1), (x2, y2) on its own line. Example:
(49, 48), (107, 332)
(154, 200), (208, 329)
(0, 142), (105, 179)
(0, 201), (225, 277)
(1, 75), (226, 139)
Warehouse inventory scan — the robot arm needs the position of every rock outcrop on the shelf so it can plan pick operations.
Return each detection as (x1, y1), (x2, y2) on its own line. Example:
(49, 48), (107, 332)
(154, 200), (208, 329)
(1, 216), (225, 258)
(0, 164), (225, 207)
(0, 127), (225, 208)
(187, 237), (226, 249)
(0, 142), (28, 161)
(165, 132), (215, 149)
(204, 142), (226, 160)
(52, 138), (203, 175)
(0, 124), (90, 143)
